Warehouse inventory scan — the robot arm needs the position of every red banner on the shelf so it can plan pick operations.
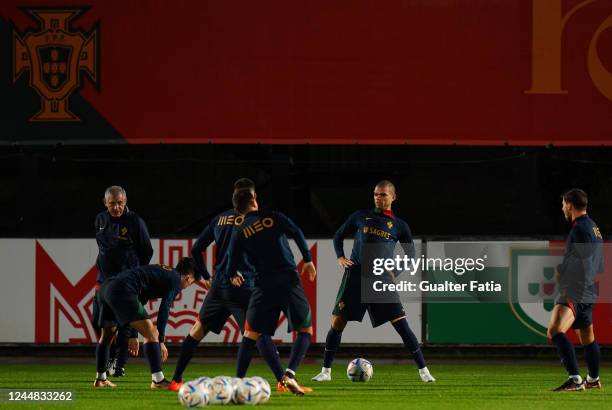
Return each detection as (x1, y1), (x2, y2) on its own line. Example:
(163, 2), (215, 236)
(3, 0), (612, 145)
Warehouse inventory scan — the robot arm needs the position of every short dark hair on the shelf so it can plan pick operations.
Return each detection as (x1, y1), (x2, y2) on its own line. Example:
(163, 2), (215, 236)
(234, 178), (255, 191)
(175, 257), (200, 280)
(233, 188), (255, 214)
(375, 180), (396, 193)
(562, 188), (588, 210)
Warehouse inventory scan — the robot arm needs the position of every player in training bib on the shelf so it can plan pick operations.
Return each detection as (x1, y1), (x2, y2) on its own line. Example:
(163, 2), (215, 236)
(93, 258), (200, 389)
(548, 189), (603, 391)
(312, 180), (435, 383)
(227, 188), (316, 396)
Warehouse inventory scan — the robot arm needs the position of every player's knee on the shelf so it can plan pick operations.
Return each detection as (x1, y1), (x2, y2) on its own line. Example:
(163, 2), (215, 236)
(580, 329), (595, 345)
(143, 324), (159, 343)
(547, 327), (560, 339)
(190, 321), (206, 341)
(244, 330), (259, 341)
(297, 326), (313, 335)
(99, 327), (116, 344)
(331, 315), (347, 331)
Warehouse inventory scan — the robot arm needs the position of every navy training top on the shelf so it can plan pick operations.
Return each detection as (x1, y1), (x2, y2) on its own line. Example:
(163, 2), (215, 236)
(226, 210), (312, 287)
(191, 209), (255, 288)
(333, 208), (415, 266)
(557, 214), (604, 303)
(115, 264), (182, 343)
(95, 209), (153, 284)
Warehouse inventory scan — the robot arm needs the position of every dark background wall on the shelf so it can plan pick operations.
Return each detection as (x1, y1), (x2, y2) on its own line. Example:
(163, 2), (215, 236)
(3, 145), (612, 239)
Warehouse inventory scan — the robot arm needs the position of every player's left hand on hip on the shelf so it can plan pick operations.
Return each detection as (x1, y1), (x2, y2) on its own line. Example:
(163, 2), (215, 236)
(128, 337), (139, 356)
(231, 272), (245, 287)
(202, 279), (212, 290)
(302, 261), (317, 281)
(160, 342), (168, 362)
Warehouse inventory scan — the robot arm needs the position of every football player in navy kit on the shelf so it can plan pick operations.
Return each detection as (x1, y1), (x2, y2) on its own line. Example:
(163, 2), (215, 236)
(548, 189), (603, 391)
(312, 180), (434, 383)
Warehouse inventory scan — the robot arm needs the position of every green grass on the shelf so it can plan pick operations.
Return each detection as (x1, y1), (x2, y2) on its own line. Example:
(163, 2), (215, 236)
(0, 362), (609, 409)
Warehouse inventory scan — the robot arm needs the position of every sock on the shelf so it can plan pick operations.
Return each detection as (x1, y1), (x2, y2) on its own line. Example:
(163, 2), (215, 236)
(584, 341), (600, 380)
(143, 342), (163, 375)
(551, 333), (580, 376)
(392, 319), (426, 369)
(152, 371), (165, 383)
(172, 334), (200, 382)
(236, 337), (257, 377)
(96, 343), (110, 374)
(419, 367), (431, 376)
(109, 340), (118, 362)
(287, 332), (311, 374)
(257, 336), (285, 381)
(323, 328), (343, 368)
(115, 327), (130, 369)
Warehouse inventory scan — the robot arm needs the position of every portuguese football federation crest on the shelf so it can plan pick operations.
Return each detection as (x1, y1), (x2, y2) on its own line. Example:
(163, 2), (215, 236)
(509, 248), (563, 337)
(12, 8), (99, 121)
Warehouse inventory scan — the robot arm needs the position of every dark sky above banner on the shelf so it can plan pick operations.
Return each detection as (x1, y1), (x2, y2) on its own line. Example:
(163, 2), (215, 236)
(2, 0), (612, 145)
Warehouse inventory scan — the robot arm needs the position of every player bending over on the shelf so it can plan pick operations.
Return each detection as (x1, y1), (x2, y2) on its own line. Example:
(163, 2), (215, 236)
(312, 180), (434, 383)
(227, 188), (316, 395)
(93, 258), (200, 388)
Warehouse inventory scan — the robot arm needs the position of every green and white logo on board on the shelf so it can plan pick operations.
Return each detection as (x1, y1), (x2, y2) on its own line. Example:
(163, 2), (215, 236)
(509, 248), (563, 337)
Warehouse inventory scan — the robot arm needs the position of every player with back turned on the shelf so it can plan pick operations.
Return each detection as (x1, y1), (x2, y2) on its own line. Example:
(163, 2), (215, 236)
(226, 188), (316, 395)
(548, 189), (603, 391)
(168, 178), (274, 391)
(93, 185), (154, 377)
(93, 258), (200, 388)
(312, 180), (435, 383)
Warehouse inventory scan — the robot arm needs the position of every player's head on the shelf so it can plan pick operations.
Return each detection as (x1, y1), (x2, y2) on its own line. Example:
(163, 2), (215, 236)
(561, 188), (588, 221)
(233, 187), (258, 214)
(374, 180), (397, 211)
(234, 177), (255, 191)
(175, 256), (200, 288)
(104, 185), (127, 217)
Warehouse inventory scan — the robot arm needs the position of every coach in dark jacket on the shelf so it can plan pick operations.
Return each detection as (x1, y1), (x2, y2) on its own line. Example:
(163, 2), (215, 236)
(93, 185), (154, 377)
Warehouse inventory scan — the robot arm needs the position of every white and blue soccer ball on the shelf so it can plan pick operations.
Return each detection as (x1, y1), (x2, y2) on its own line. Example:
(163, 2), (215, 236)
(230, 377), (243, 404)
(249, 377), (271, 403)
(178, 380), (209, 408)
(347, 358), (374, 382)
(195, 376), (212, 386)
(234, 378), (262, 405)
(208, 376), (233, 405)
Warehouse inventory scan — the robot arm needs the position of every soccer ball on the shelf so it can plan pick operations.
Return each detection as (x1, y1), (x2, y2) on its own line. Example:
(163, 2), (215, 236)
(347, 358), (374, 382)
(234, 378), (262, 405)
(178, 380), (209, 408)
(208, 376), (233, 405)
(229, 377), (243, 404)
(249, 376), (271, 403)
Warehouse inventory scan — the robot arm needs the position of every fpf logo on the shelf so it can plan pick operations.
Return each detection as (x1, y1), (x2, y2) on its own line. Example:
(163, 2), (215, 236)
(526, 0), (612, 101)
(12, 7), (99, 121)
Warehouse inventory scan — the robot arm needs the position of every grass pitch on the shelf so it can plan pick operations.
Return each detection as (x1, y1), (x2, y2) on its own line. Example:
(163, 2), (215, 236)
(0, 361), (609, 409)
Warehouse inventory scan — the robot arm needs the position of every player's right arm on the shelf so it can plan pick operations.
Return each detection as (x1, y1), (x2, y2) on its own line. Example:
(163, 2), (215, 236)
(333, 211), (359, 268)
(275, 212), (316, 281)
(191, 219), (216, 281)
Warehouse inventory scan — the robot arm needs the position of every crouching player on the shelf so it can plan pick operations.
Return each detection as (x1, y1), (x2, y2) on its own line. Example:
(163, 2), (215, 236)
(227, 188), (316, 395)
(93, 257), (200, 388)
